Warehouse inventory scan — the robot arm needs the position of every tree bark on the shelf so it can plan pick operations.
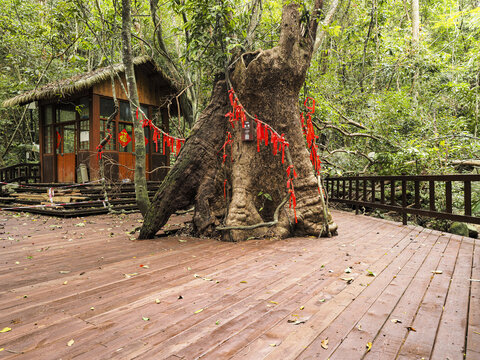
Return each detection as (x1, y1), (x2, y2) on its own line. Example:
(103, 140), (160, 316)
(412, 0), (420, 44)
(312, 0), (340, 55)
(139, 2), (337, 241)
(122, 0), (150, 216)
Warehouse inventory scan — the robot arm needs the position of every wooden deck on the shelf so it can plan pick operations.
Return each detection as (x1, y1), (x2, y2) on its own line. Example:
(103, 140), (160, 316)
(0, 209), (478, 359)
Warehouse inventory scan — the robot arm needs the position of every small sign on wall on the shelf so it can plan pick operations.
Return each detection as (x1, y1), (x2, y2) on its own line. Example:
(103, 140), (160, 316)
(80, 131), (89, 142)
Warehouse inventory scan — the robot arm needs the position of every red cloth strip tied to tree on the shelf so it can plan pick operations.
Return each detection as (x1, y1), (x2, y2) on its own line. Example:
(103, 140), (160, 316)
(225, 88), (298, 224)
(302, 97), (321, 176)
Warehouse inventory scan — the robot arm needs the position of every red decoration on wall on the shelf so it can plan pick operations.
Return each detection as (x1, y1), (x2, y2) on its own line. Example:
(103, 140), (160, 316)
(56, 131), (62, 149)
(118, 129), (132, 147)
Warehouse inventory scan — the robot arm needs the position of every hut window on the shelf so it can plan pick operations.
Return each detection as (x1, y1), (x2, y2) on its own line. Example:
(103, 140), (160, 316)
(79, 121), (90, 150)
(77, 97), (89, 120)
(43, 127), (53, 154)
(45, 105), (53, 125)
(43, 105), (53, 154)
(100, 98), (115, 120)
(119, 123), (133, 153)
(100, 119), (116, 151)
(56, 104), (76, 123)
(120, 102), (132, 122)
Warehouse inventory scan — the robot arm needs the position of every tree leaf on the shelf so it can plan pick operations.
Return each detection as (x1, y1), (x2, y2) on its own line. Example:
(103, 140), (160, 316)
(366, 342), (372, 352)
(0, 327), (12, 333)
(67, 339), (74, 347)
(194, 308), (204, 314)
(142, 317), (150, 321)
(321, 338), (329, 349)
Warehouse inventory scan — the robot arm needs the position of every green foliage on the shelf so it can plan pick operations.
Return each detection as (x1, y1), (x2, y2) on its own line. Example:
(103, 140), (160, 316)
(304, 0), (480, 176)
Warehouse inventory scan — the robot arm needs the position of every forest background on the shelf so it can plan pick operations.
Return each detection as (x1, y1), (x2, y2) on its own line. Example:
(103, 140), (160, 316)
(0, 0), (478, 179)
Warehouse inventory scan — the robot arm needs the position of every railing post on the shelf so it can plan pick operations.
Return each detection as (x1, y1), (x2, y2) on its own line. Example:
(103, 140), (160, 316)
(446, 181), (452, 214)
(363, 179), (367, 202)
(414, 180), (420, 208)
(390, 179), (395, 206)
(349, 179), (353, 200)
(402, 179), (407, 225)
(465, 180), (472, 216)
(371, 179), (375, 204)
(429, 180), (436, 211)
(355, 177), (360, 215)
(380, 180), (385, 204)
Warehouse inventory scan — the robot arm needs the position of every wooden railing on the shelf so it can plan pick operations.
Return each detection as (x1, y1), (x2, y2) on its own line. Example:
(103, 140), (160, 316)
(325, 175), (480, 225)
(0, 163), (40, 184)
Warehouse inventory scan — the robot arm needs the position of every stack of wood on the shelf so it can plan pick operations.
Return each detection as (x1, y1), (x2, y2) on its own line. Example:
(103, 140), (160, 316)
(11, 188), (89, 207)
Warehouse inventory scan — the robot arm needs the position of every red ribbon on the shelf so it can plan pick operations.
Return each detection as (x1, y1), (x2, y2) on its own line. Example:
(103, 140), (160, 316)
(223, 179), (228, 199)
(256, 119), (263, 152)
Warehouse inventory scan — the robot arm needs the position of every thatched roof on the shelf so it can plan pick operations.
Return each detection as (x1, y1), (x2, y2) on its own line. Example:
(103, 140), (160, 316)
(2, 56), (177, 107)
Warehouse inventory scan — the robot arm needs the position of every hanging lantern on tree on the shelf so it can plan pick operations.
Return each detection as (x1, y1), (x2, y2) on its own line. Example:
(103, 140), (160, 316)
(242, 118), (254, 142)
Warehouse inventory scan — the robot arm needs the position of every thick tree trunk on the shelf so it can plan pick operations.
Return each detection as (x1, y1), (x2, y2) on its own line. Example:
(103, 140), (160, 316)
(122, 0), (150, 216)
(139, 2), (337, 241)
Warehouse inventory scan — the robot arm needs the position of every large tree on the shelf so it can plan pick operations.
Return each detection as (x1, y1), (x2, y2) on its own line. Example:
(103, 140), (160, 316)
(139, 1), (337, 241)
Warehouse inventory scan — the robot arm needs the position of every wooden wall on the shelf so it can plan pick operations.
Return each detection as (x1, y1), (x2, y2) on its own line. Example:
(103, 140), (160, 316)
(92, 70), (162, 107)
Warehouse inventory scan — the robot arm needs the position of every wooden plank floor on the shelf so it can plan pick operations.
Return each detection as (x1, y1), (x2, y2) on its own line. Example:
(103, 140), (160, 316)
(0, 209), (478, 359)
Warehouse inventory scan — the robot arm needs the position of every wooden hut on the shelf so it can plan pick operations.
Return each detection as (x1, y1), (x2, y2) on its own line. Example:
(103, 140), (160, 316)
(2, 56), (178, 183)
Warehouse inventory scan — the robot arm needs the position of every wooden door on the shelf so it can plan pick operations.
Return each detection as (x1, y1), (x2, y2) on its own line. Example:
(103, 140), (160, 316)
(56, 123), (76, 183)
(118, 152), (135, 181)
(118, 123), (135, 181)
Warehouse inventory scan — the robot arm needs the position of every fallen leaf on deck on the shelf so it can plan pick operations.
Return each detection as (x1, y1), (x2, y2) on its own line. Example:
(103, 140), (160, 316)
(215, 320), (220, 325)
(178, 239), (187, 243)
(406, 326), (416, 332)
(178, 295), (183, 300)
(300, 306), (305, 310)
(240, 281), (247, 283)
(63, 281), (68, 285)
(67, 339), (74, 347)
(75, 223), (85, 227)
(431, 270), (443, 274)
(194, 309), (204, 314)
(391, 319), (402, 324)
(321, 338), (328, 349)
(0, 327), (11, 333)
(367, 270), (376, 277)
(59, 271), (70, 274)
(345, 267), (352, 273)
(155, 299), (161, 304)
(142, 317), (150, 321)
(474, 331), (480, 335)
(90, 307), (95, 310)
(287, 320), (306, 325)
(319, 299), (326, 303)
(341, 277), (354, 284)
(124, 273), (138, 279)
(0, 348), (3, 351)
(139, 265), (149, 269)
(269, 301), (279, 305)
(366, 342), (372, 352)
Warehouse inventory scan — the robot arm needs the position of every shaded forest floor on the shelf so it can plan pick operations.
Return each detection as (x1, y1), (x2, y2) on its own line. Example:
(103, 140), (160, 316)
(0, 209), (478, 359)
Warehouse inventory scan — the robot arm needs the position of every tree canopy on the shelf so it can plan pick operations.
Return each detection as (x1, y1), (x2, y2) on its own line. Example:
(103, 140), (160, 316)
(1, 0), (479, 176)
